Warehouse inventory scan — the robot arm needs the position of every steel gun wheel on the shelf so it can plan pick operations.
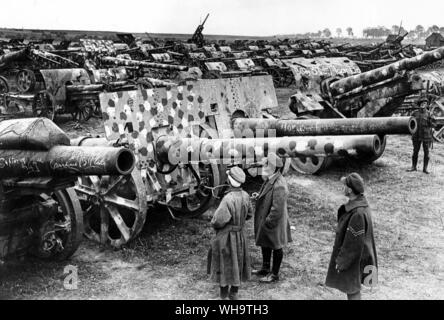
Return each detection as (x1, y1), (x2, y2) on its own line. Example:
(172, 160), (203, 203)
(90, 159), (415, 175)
(32, 188), (83, 261)
(75, 171), (147, 248)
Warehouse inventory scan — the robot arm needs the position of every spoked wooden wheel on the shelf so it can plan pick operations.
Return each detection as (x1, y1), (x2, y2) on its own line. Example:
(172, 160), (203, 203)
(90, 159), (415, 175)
(0, 75), (9, 94)
(72, 100), (94, 122)
(32, 188), (83, 261)
(75, 171), (147, 248)
(167, 162), (221, 218)
(15, 69), (36, 93)
(32, 91), (56, 121)
(282, 71), (295, 87)
(269, 69), (282, 87)
(290, 155), (332, 174)
(431, 101), (444, 143)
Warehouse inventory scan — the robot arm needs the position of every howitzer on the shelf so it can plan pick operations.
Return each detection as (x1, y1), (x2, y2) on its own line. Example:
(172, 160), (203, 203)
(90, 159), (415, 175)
(0, 118), (135, 262)
(328, 47), (444, 96)
(99, 56), (188, 71)
(289, 46), (444, 120)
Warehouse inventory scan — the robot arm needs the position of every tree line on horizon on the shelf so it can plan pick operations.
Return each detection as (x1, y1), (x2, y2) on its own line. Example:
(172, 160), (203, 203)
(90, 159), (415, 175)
(285, 25), (444, 39)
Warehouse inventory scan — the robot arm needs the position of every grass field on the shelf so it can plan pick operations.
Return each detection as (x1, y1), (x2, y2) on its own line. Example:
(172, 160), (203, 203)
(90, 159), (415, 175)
(0, 87), (443, 300)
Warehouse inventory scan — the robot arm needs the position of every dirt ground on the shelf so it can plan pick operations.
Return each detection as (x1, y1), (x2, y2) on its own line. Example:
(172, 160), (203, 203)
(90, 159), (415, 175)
(0, 88), (443, 300)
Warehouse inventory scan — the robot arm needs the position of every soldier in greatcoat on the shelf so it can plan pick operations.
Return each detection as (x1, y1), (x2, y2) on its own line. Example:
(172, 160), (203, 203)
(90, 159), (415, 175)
(326, 172), (378, 300)
(208, 166), (252, 300)
(252, 152), (292, 283)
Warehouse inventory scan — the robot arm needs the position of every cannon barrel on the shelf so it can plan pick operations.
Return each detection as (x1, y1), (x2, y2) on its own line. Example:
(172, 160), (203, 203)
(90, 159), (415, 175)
(330, 46), (444, 95)
(0, 48), (29, 67)
(0, 146), (135, 178)
(156, 135), (381, 166)
(232, 116), (417, 136)
(99, 56), (188, 71)
(0, 118), (135, 178)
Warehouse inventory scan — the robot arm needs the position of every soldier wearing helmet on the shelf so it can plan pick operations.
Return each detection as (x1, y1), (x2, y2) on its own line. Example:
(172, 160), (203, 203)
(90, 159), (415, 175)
(407, 97), (436, 174)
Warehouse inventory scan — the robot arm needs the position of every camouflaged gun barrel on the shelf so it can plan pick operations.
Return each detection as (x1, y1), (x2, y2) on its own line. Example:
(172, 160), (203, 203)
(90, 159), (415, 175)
(0, 48), (28, 67)
(99, 56), (188, 71)
(66, 82), (131, 92)
(232, 116), (417, 136)
(330, 46), (444, 95)
(0, 146), (135, 179)
(156, 135), (381, 166)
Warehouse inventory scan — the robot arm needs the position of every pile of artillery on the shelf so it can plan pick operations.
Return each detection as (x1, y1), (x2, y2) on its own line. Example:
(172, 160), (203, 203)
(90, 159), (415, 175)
(1, 46), (444, 262)
(1, 19), (444, 260)
(1, 22), (439, 123)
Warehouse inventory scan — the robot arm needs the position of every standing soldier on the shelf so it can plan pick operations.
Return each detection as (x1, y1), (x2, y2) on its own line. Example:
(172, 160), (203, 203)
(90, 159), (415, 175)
(253, 152), (292, 283)
(326, 173), (378, 300)
(208, 166), (252, 300)
(407, 97), (436, 174)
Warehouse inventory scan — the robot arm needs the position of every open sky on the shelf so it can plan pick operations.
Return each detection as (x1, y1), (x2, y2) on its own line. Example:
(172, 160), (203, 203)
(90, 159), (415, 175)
(1, 0), (443, 36)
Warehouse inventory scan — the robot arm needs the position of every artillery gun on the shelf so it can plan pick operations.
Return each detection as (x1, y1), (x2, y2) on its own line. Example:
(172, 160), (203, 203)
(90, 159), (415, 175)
(280, 46), (444, 173)
(0, 47), (79, 93)
(72, 74), (416, 248)
(190, 14), (210, 48)
(0, 117), (135, 263)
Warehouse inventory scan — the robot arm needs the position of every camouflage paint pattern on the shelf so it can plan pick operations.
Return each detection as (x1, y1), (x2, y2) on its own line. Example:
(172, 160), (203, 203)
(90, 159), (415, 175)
(151, 53), (172, 62)
(159, 135), (381, 166)
(80, 39), (116, 55)
(210, 51), (226, 59)
(219, 46), (232, 53)
(234, 59), (256, 71)
(232, 51), (249, 59)
(98, 75), (277, 171)
(204, 62), (228, 72)
(283, 57), (361, 92)
(330, 46), (444, 96)
(90, 67), (129, 83)
(188, 52), (207, 60)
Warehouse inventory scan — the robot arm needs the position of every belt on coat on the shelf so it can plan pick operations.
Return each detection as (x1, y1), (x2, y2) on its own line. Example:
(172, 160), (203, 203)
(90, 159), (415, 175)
(218, 225), (243, 233)
(207, 225), (244, 274)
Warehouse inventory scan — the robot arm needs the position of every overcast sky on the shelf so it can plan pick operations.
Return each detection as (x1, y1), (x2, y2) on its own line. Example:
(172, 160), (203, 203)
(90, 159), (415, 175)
(1, 0), (443, 36)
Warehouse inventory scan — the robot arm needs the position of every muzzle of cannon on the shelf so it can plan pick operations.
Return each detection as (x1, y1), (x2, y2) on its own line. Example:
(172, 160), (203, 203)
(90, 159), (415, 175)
(232, 116), (417, 136)
(0, 146), (135, 179)
(328, 46), (444, 96)
(99, 56), (188, 71)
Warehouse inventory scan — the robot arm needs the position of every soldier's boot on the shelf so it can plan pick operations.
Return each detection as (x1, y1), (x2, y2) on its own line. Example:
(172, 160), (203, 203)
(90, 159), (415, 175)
(407, 155), (418, 172)
(228, 286), (239, 300)
(220, 286), (229, 300)
(252, 263), (270, 276)
(423, 157), (430, 174)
